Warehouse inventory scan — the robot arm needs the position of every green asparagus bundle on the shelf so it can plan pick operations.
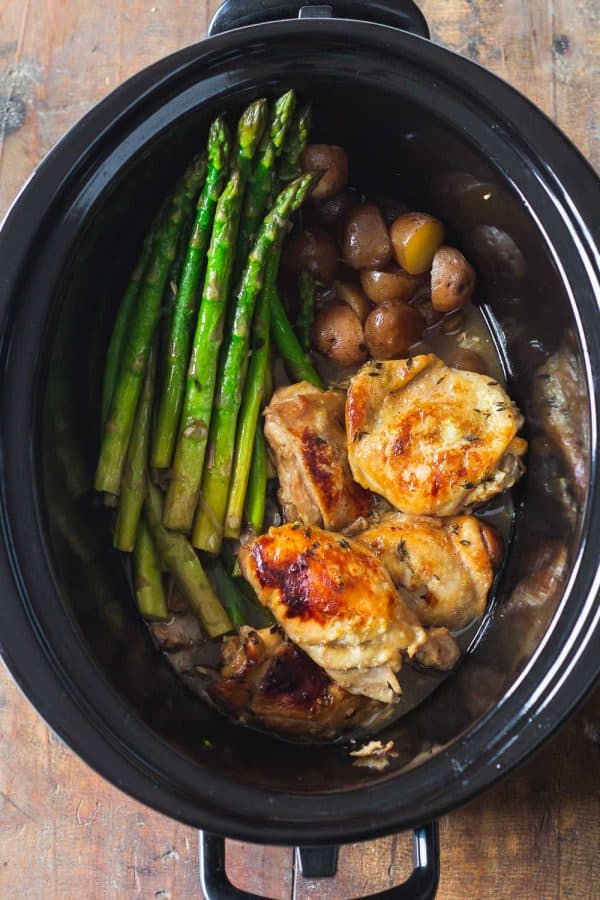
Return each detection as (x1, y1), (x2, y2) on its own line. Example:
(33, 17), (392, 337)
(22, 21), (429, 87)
(113, 342), (157, 552)
(232, 90), (296, 286)
(232, 107), (315, 531)
(95, 154), (207, 495)
(193, 171), (318, 553)
(223, 276), (271, 538)
(134, 518), (168, 620)
(276, 103), (311, 186)
(145, 480), (232, 636)
(101, 217), (160, 427)
(152, 117), (231, 469)
(162, 169), (241, 530)
(163, 101), (268, 532)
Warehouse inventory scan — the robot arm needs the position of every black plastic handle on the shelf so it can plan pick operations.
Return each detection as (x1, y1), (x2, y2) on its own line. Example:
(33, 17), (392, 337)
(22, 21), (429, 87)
(208, 0), (430, 39)
(199, 823), (440, 899)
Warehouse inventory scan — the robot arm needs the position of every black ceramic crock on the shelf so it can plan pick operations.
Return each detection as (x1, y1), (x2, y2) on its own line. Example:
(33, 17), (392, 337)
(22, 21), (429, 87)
(0, 1), (599, 896)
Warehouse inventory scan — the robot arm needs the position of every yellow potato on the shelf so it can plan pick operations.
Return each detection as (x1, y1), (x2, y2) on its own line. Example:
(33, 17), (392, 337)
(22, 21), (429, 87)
(390, 212), (446, 275)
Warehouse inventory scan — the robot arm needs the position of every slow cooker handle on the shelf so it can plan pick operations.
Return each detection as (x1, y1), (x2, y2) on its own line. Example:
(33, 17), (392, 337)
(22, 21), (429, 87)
(200, 822), (440, 898)
(208, 0), (430, 39)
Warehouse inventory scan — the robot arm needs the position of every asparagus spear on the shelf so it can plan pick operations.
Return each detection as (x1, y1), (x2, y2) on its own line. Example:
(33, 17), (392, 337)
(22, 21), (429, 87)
(145, 481), (232, 636)
(152, 117), (231, 469)
(163, 170), (241, 530)
(223, 277), (271, 538)
(193, 171), (317, 553)
(101, 224), (156, 426)
(297, 269), (316, 353)
(233, 98), (269, 186)
(163, 102), (268, 532)
(245, 425), (268, 535)
(95, 154), (207, 495)
(113, 342), (157, 552)
(160, 208), (194, 366)
(236, 576), (276, 628)
(277, 103), (312, 186)
(232, 90), (296, 285)
(268, 239), (323, 387)
(134, 519), (168, 620)
(209, 565), (245, 629)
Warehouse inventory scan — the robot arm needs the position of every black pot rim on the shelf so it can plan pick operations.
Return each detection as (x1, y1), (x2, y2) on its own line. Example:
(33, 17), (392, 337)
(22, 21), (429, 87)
(0, 17), (599, 844)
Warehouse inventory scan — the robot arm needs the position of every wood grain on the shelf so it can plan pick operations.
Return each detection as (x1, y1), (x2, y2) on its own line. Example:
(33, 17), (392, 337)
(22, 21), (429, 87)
(0, 2), (598, 898)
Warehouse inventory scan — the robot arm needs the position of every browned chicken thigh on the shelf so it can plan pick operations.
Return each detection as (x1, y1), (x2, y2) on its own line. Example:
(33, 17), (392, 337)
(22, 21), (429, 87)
(264, 382), (372, 530)
(238, 523), (427, 703)
(209, 626), (384, 740)
(346, 355), (527, 515)
(356, 512), (501, 630)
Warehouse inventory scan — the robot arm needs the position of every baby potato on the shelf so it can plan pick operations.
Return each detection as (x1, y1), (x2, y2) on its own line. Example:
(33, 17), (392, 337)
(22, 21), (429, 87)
(431, 245), (476, 312)
(342, 203), (392, 271)
(300, 144), (349, 201)
(360, 263), (424, 305)
(313, 301), (368, 367)
(364, 301), (425, 359)
(390, 212), (446, 275)
(334, 279), (372, 324)
(281, 228), (339, 284)
(306, 187), (362, 235)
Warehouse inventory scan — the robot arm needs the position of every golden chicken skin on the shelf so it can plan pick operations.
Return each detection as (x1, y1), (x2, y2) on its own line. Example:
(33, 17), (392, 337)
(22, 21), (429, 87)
(346, 355), (527, 516)
(356, 512), (502, 630)
(238, 523), (427, 703)
(264, 382), (372, 531)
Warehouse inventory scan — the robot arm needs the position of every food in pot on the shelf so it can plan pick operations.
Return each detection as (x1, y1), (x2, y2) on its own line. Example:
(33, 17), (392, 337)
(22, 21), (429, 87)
(281, 227), (339, 284)
(390, 212), (446, 274)
(364, 301), (425, 359)
(356, 512), (501, 629)
(263, 382), (372, 530)
(313, 301), (369, 366)
(239, 524), (427, 704)
(300, 143), (350, 200)
(94, 89), (527, 743)
(209, 626), (383, 740)
(342, 202), (393, 270)
(333, 279), (372, 324)
(431, 245), (476, 312)
(360, 263), (424, 304)
(443, 346), (488, 374)
(346, 355), (527, 515)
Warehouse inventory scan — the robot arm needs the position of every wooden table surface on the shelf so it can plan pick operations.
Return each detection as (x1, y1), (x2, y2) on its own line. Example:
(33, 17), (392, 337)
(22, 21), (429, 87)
(1, 1), (599, 897)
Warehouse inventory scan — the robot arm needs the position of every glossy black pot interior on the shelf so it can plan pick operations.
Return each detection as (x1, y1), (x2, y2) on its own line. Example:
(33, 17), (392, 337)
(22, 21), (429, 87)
(1, 10), (599, 846)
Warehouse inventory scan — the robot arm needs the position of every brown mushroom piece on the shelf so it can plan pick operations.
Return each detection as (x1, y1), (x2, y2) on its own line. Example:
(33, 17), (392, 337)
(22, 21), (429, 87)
(364, 301), (425, 360)
(281, 228), (339, 284)
(431, 245), (476, 312)
(342, 203), (392, 271)
(360, 263), (425, 305)
(466, 224), (527, 281)
(334, 279), (372, 324)
(390, 212), (446, 275)
(313, 302), (368, 367)
(300, 144), (350, 201)
(409, 285), (443, 327)
(414, 628), (461, 671)
(444, 347), (488, 375)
